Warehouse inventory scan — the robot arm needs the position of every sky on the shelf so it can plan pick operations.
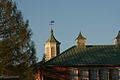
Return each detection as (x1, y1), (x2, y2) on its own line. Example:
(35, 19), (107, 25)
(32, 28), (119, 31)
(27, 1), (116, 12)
(12, 0), (120, 61)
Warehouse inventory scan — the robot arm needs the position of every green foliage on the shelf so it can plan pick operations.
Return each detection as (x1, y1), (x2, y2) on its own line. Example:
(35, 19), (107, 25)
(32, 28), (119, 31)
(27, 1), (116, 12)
(0, 0), (37, 79)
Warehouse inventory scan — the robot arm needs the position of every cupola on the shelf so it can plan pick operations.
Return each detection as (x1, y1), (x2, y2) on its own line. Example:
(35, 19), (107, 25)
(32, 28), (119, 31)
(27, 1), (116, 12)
(75, 32), (86, 47)
(44, 29), (60, 61)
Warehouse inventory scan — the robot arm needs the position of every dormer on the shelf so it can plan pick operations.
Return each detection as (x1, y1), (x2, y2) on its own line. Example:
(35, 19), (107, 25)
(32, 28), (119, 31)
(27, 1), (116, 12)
(75, 32), (86, 48)
(114, 31), (120, 46)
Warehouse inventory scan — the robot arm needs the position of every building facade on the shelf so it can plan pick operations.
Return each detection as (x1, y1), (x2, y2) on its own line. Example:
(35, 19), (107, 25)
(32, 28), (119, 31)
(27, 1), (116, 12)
(36, 30), (120, 80)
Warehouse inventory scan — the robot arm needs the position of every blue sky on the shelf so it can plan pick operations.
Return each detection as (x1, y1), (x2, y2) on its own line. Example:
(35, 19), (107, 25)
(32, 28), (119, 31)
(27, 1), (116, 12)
(13, 0), (120, 61)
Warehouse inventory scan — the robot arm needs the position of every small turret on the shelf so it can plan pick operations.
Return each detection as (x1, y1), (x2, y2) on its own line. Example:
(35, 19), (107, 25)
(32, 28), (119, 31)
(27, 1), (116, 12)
(75, 32), (86, 48)
(44, 29), (60, 61)
(114, 31), (120, 46)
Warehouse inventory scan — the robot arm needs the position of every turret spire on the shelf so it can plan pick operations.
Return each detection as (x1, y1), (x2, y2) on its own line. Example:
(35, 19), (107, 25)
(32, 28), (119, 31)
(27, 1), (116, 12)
(46, 28), (60, 44)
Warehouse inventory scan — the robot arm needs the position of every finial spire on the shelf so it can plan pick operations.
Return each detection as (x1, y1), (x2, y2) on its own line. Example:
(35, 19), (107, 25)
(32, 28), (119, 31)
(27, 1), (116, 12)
(46, 28), (60, 44)
(49, 20), (55, 33)
(75, 32), (86, 40)
(50, 27), (53, 34)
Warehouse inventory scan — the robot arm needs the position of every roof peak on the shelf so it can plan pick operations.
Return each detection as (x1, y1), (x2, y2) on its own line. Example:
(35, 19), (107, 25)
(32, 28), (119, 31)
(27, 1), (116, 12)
(46, 29), (60, 44)
(50, 28), (53, 33)
(75, 32), (86, 40)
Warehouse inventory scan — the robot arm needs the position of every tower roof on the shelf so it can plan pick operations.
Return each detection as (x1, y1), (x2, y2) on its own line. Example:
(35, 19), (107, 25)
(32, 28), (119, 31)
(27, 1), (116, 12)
(115, 31), (120, 39)
(75, 32), (86, 40)
(46, 29), (60, 44)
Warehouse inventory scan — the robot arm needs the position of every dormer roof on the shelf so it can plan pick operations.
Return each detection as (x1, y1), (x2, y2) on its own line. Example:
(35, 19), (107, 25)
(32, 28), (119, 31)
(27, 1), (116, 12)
(75, 32), (86, 40)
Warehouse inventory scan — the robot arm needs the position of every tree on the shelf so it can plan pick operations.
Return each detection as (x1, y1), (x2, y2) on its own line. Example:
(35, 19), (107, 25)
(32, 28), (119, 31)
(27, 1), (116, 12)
(0, 0), (37, 79)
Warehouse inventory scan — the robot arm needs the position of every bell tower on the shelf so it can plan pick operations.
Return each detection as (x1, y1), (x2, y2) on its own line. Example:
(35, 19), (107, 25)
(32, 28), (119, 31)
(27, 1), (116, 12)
(75, 32), (86, 48)
(114, 31), (120, 46)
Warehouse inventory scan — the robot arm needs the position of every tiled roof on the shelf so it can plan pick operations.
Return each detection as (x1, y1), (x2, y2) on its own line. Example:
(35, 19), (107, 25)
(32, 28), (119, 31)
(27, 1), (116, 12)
(46, 29), (60, 44)
(45, 45), (120, 66)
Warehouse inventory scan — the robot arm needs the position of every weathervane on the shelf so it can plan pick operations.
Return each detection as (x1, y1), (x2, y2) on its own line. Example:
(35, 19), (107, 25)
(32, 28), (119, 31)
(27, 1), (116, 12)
(49, 20), (55, 26)
(49, 20), (55, 30)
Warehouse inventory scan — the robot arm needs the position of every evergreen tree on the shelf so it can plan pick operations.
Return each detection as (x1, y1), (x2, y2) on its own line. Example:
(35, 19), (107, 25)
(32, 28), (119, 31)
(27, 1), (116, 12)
(0, 0), (37, 79)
